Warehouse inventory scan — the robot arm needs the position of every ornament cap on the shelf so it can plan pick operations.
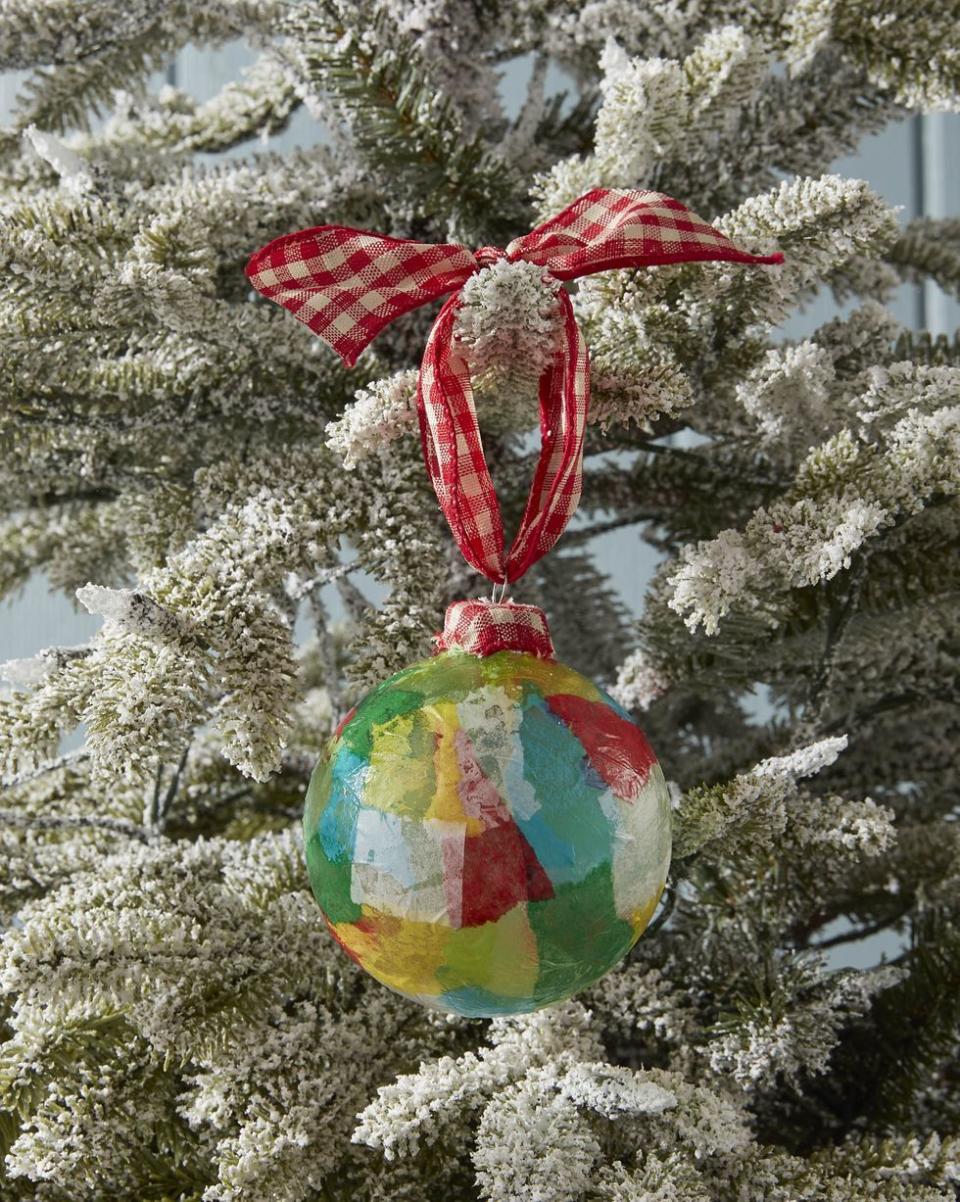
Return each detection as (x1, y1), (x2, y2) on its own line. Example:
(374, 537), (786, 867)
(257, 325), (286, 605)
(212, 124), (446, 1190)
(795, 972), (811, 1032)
(435, 600), (555, 658)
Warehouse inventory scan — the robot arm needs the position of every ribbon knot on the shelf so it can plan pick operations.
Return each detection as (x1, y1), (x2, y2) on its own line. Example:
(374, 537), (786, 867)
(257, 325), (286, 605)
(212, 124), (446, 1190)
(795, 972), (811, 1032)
(473, 245), (508, 268)
(247, 187), (782, 584)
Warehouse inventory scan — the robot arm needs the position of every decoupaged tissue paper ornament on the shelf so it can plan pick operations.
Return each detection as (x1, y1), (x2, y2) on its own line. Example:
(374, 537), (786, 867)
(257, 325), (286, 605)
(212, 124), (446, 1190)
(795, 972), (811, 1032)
(248, 188), (781, 1015)
(304, 600), (671, 1015)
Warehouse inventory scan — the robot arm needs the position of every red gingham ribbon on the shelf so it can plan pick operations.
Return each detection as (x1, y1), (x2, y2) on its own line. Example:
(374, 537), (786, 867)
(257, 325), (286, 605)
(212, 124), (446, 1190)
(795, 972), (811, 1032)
(246, 188), (782, 583)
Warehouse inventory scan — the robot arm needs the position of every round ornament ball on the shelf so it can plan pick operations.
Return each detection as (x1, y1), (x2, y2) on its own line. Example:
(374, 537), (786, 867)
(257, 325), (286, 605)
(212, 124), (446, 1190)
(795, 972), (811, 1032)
(303, 601), (671, 1017)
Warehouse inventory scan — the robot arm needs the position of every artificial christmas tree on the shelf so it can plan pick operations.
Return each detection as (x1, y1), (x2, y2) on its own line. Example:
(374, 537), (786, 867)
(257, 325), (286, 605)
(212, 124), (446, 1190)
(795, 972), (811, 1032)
(1, 3), (959, 1200)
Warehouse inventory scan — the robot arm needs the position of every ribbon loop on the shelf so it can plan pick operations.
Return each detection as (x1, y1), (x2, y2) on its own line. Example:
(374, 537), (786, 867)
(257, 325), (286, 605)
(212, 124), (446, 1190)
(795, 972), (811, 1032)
(246, 189), (784, 582)
(417, 288), (587, 583)
(505, 290), (587, 582)
(418, 294), (504, 580)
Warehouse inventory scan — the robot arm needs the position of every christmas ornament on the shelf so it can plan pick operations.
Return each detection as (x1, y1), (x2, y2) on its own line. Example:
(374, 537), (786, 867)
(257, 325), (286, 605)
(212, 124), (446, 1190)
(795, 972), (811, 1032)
(303, 601), (671, 1016)
(248, 188), (782, 1015)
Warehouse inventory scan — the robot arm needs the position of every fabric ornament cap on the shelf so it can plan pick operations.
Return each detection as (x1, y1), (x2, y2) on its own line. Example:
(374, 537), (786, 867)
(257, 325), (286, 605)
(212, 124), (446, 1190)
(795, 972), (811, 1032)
(434, 599), (555, 659)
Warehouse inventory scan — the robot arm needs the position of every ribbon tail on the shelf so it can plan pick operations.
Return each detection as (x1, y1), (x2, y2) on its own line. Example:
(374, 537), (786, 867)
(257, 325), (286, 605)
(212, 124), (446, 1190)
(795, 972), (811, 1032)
(246, 225), (476, 366)
(506, 188), (784, 280)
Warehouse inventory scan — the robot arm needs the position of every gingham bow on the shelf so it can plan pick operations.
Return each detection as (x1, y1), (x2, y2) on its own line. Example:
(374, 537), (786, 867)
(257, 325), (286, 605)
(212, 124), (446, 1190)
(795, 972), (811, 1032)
(246, 188), (783, 583)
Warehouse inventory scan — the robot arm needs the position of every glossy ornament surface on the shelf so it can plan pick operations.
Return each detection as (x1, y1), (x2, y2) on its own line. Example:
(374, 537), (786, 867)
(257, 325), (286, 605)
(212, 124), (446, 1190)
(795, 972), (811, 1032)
(303, 609), (671, 1017)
